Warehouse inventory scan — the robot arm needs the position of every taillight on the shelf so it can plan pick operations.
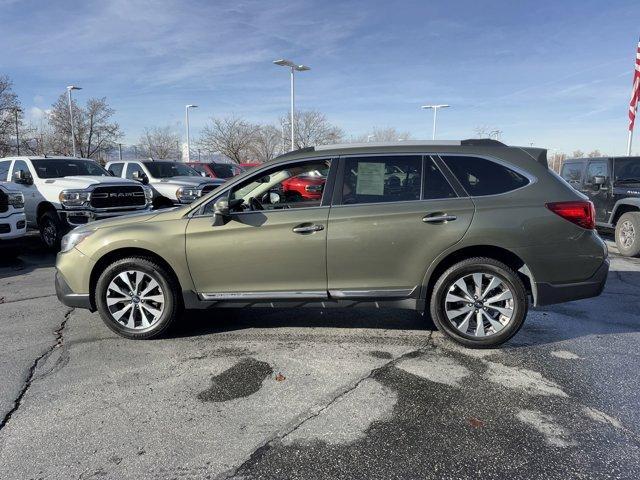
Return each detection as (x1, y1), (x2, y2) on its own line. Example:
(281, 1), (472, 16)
(545, 201), (596, 230)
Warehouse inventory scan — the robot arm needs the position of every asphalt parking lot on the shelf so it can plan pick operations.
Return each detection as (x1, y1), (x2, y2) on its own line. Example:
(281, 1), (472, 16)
(0, 233), (639, 479)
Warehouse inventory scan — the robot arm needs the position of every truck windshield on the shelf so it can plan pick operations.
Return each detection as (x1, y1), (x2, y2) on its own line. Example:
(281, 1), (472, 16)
(143, 161), (199, 178)
(614, 157), (640, 183)
(31, 159), (110, 178)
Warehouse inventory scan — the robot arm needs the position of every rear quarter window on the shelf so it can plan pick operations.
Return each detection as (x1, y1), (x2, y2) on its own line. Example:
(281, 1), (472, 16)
(441, 155), (529, 196)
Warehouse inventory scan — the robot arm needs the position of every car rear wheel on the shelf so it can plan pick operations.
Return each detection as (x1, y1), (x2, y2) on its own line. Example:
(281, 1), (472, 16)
(615, 212), (640, 257)
(430, 257), (528, 348)
(95, 257), (182, 339)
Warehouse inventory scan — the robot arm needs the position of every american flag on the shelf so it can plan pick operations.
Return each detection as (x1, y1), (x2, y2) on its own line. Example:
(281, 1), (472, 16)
(629, 37), (640, 132)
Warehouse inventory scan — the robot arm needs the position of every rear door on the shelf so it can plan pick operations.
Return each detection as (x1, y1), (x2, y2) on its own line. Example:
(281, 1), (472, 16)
(326, 155), (474, 298)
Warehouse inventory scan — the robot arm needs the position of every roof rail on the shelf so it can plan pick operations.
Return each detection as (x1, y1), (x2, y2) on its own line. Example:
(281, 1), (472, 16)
(460, 138), (506, 146)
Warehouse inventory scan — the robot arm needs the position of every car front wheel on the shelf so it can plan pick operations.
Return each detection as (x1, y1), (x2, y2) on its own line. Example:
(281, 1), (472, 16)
(615, 212), (640, 257)
(430, 257), (528, 348)
(39, 210), (65, 251)
(95, 257), (182, 339)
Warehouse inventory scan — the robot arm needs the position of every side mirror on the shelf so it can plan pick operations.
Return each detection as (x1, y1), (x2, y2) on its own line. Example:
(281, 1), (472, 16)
(261, 191), (281, 204)
(132, 170), (148, 184)
(212, 199), (230, 226)
(13, 169), (33, 185)
(200, 171), (207, 177)
(593, 175), (606, 186)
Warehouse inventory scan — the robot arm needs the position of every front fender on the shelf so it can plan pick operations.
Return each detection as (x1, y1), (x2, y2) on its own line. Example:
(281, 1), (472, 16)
(610, 197), (640, 224)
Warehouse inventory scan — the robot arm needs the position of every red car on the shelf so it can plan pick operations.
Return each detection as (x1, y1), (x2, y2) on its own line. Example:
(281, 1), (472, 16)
(187, 162), (245, 180)
(282, 173), (326, 200)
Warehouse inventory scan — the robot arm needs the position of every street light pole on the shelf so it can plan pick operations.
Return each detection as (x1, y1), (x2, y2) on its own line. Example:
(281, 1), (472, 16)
(185, 104), (198, 162)
(118, 143), (123, 161)
(14, 108), (21, 155)
(274, 59), (310, 151)
(66, 85), (82, 157)
(421, 104), (450, 140)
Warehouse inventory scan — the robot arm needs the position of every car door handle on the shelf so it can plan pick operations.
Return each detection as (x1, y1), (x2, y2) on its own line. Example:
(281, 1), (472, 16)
(292, 224), (324, 234)
(422, 214), (457, 223)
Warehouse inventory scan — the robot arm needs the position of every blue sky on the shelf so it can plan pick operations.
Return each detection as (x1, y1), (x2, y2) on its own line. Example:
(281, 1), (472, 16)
(2, 0), (640, 154)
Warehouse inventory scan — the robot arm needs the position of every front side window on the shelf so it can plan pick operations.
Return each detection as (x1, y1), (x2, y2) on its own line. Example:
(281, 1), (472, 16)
(204, 160), (331, 214)
(31, 159), (109, 178)
(143, 161), (199, 178)
(441, 155), (529, 196)
(11, 160), (31, 180)
(341, 156), (422, 205)
(108, 162), (124, 177)
(126, 163), (145, 180)
(561, 162), (584, 184)
(585, 161), (608, 185)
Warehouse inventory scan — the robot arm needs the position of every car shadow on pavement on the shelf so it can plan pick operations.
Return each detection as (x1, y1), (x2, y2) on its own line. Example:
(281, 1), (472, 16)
(0, 233), (55, 280)
(171, 307), (434, 339)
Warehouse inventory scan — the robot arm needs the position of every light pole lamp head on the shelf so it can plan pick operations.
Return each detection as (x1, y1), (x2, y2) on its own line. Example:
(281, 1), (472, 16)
(67, 85), (82, 91)
(421, 104), (450, 110)
(273, 59), (310, 71)
(186, 104), (198, 109)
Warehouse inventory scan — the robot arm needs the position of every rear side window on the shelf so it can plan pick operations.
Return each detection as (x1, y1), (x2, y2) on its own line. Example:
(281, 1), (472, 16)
(109, 163), (124, 177)
(441, 156), (529, 196)
(424, 157), (456, 200)
(342, 156), (422, 204)
(561, 162), (584, 185)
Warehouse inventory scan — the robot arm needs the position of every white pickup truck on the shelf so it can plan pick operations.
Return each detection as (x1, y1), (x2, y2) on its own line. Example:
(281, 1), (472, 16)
(0, 156), (153, 249)
(105, 159), (224, 208)
(0, 181), (26, 241)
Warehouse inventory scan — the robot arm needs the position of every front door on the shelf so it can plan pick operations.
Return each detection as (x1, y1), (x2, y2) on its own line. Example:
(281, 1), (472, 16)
(583, 160), (611, 222)
(9, 159), (40, 224)
(327, 155), (474, 297)
(185, 158), (334, 298)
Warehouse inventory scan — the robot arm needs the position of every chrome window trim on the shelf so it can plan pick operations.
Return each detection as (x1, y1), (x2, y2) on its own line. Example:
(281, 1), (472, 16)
(199, 290), (327, 301)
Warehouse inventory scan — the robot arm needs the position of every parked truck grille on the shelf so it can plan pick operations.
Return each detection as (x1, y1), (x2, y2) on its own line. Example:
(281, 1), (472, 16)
(0, 190), (8, 213)
(90, 185), (146, 209)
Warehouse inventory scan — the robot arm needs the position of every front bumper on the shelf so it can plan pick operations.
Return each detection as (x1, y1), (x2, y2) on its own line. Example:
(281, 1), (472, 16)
(55, 271), (93, 310)
(535, 258), (609, 306)
(60, 206), (152, 227)
(0, 212), (27, 240)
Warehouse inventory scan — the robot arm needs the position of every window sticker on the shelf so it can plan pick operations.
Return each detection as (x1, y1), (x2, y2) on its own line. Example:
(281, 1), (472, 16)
(355, 162), (385, 195)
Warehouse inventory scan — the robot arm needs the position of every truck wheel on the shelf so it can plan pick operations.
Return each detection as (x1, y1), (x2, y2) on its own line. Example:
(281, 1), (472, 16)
(430, 257), (528, 348)
(39, 210), (65, 251)
(615, 212), (640, 257)
(95, 256), (182, 339)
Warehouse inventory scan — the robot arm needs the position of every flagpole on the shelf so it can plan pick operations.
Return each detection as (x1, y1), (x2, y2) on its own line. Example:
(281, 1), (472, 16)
(628, 130), (633, 156)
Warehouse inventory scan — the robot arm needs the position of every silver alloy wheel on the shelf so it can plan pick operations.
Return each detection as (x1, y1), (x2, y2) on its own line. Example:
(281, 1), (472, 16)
(444, 272), (515, 337)
(105, 270), (165, 329)
(620, 220), (636, 249)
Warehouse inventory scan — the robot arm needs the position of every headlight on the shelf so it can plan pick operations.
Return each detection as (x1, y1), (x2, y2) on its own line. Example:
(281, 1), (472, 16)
(143, 186), (153, 203)
(176, 187), (199, 203)
(60, 230), (94, 253)
(7, 192), (24, 209)
(59, 190), (91, 207)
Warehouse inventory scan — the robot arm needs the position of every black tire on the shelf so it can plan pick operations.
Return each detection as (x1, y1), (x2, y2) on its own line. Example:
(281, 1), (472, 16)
(39, 210), (66, 251)
(615, 212), (640, 257)
(95, 256), (182, 340)
(430, 257), (528, 348)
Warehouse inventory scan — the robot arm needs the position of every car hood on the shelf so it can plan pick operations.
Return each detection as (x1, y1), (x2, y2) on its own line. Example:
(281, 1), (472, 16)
(156, 176), (224, 188)
(0, 181), (21, 193)
(73, 210), (164, 232)
(42, 176), (140, 189)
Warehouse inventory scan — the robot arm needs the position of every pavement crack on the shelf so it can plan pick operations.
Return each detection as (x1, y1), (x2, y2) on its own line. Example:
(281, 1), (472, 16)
(0, 293), (57, 305)
(0, 308), (73, 433)
(216, 331), (433, 480)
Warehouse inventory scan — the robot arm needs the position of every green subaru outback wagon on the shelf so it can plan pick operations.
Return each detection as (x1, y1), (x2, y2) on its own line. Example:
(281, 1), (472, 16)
(55, 140), (609, 347)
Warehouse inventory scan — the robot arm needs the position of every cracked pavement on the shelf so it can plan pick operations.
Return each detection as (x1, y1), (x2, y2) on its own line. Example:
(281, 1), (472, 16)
(1, 233), (640, 479)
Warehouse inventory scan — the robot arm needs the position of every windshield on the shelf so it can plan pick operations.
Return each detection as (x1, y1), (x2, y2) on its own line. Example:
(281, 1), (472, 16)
(143, 161), (199, 178)
(615, 157), (640, 183)
(211, 163), (244, 178)
(31, 159), (110, 179)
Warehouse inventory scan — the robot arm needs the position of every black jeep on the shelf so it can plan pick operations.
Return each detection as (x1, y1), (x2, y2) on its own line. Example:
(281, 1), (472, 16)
(561, 156), (640, 256)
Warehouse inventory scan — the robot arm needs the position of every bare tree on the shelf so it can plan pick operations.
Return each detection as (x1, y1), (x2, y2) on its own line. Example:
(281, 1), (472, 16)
(138, 126), (181, 160)
(571, 150), (585, 158)
(281, 110), (343, 149)
(48, 94), (123, 159)
(587, 149), (604, 158)
(549, 152), (567, 173)
(355, 127), (412, 142)
(198, 116), (258, 163)
(250, 124), (281, 163)
(0, 75), (22, 156)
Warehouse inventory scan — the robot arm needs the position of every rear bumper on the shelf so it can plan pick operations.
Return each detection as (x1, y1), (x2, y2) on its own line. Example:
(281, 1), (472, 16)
(55, 271), (93, 311)
(535, 258), (609, 306)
